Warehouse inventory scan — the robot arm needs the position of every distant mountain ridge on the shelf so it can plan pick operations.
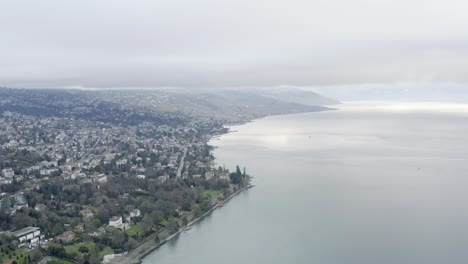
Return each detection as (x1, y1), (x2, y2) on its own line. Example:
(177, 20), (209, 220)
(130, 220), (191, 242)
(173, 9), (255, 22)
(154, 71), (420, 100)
(0, 87), (338, 124)
(254, 88), (341, 106)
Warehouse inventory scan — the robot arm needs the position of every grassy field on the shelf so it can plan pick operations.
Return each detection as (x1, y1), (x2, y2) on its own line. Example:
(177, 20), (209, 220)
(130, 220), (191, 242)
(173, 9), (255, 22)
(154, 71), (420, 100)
(64, 242), (96, 255)
(48, 257), (75, 264)
(204, 190), (220, 199)
(64, 242), (113, 260)
(97, 246), (113, 260)
(125, 224), (142, 236)
(0, 248), (31, 264)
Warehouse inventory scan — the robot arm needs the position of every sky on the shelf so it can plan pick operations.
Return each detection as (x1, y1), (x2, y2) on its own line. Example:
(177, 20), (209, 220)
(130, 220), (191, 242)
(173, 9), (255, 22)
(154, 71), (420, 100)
(1, 0), (468, 97)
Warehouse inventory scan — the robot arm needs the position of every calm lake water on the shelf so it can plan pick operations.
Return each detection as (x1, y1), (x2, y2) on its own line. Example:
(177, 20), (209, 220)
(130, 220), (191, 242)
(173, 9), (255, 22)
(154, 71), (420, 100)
(143, 102), (468, 264)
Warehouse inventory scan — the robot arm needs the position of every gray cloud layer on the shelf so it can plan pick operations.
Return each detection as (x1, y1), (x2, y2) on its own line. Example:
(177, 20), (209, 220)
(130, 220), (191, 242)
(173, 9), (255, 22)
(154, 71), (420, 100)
(1, 0), (468, 88)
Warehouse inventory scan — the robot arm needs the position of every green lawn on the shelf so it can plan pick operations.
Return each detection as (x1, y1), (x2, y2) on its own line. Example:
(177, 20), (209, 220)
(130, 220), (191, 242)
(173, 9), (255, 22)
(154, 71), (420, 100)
(204, 190), (220, 199)
(125, 224), (142, 236)
(48, 257), (75, 264)
(97, 246), (113, 260)
(0, 248), (31, 264)
(64, 242), (113, 262)
(160, 219), (168, 226)
(65, 241), (100, 256)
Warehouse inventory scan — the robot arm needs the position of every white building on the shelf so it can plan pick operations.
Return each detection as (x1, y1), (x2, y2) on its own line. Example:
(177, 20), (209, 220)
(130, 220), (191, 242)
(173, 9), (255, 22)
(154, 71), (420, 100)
(2, 168), (14, 178)
(129, 209), (141, 218)
(205, 171), (215, 180)
(219, 174), (230, 181)
(96, 174), (108, 183)
(116, 159), (128, 166)
(109, 216), (123, 229)
(11, 227), (43, 248)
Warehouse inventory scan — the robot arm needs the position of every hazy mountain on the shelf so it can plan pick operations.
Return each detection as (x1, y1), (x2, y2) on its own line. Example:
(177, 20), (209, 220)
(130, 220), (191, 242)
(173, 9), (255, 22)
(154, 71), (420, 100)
(94, 88), (333, 122)
(254, 88), (341, 106)
(0, 87), (337, 124)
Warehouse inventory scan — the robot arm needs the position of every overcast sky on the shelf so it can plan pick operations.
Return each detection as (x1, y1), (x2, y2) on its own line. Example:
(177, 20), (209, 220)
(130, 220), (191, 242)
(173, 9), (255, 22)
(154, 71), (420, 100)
(1, 0), (468, 92)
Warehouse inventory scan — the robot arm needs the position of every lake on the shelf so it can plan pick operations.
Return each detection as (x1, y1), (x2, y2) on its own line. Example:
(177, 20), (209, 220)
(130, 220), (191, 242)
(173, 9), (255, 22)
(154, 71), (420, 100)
(143, 102), (468, 264)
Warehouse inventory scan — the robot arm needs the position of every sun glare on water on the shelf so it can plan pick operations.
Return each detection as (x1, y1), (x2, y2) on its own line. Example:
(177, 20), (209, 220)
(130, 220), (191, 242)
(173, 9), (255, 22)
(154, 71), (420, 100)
(341, 101), (468, 114)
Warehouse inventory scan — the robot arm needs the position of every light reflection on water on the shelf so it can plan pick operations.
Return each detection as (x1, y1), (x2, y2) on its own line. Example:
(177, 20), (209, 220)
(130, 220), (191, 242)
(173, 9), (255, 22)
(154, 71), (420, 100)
(143, 102), (468, 264)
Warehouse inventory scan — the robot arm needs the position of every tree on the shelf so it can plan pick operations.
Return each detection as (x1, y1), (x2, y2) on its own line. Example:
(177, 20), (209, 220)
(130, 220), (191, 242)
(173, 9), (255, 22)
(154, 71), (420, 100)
(193, 207), (202, 218)
(166, 219), (179, 235)
(181, 216), (188, 227)
(236, 165), (242, 176)
(97, 206), (110, 224)
(79, 245), (89, 253)
(141, 214), (154, 235)
(229, 172), (241, 185)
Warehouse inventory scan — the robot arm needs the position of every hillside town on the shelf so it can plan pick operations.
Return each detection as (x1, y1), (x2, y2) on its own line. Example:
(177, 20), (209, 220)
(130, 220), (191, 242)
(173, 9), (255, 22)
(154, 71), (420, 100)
(0, 109), (250, 264)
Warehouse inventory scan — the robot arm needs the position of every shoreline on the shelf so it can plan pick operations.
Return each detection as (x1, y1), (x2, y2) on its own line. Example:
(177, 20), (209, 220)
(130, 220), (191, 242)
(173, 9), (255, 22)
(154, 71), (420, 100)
(112, 108), (332, 264)
(113, 185), (253, 264)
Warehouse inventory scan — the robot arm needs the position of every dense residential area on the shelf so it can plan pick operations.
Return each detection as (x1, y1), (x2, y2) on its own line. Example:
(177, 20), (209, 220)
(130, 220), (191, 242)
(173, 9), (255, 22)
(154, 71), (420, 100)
(0, 89), (255, 264)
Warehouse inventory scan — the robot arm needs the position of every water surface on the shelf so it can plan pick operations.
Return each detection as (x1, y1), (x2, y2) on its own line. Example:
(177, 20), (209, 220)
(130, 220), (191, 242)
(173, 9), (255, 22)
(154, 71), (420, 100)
(143, 102), (468, 264)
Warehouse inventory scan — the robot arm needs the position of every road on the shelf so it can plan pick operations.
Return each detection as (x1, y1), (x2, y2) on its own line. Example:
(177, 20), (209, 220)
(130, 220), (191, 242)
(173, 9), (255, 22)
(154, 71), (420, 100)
(80, 136), (101, 162)
(176, 148), (187, 178)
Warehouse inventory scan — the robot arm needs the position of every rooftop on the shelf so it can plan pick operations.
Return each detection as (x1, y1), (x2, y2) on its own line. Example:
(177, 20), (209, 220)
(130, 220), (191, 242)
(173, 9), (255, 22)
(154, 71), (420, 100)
(11, 227), (40, 238)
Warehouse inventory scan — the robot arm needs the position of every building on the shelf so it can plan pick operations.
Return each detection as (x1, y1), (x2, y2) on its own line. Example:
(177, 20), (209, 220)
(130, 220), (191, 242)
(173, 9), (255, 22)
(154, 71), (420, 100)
(116, 159), (128, 166)
(129, 208), (141, 218)
(205, 171), (215, 180)
(2, 168), (14, 178)
(126, 208), (141, 223)
(136, 174), (146, 179)
(219, 174), (230, 181)
(34, 204), (47, 212)
(96, 174), (108, 183)
(80, 208), (94, 221)
(54, 231), (75, 243)
(11, 227), (42, 248)
(158, 175), (168, 184)
(109, 216), (123, 229)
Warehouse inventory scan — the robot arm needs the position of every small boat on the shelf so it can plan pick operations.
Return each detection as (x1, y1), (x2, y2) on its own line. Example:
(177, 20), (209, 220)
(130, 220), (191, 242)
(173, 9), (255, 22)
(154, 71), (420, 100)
(184, 226), (191, 231)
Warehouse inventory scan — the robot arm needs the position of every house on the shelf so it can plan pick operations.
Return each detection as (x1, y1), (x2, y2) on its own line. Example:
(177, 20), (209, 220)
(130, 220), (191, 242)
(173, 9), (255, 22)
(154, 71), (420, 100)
(109, 216), (123, 229)
(129, 208), (141, 218)
(126, 208), (141, 222)
(74, 224), (85, 233)
(193, 174), (202, 180)
(80, 208), (94, 220)
(34, 204), (47, 212)
(40, 169), (50, 176)
(11, 227), (43, 248)
(205, 171), (215, 180)
(136, 174), (146, 179)
(2, 168), (14, 178)
(54, 231), (75, 243)
(219, 174), (230, 181)
(158, 175), (168, 184)
(116, 159), (128, 166)
(96, 174), (108, 183)
(12, 193), (28, 211)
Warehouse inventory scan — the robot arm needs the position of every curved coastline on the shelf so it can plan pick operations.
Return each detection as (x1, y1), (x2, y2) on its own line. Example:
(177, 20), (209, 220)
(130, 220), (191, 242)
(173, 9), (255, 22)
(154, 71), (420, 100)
(112, 108), (334, 264)
(112, 185), (253, 264)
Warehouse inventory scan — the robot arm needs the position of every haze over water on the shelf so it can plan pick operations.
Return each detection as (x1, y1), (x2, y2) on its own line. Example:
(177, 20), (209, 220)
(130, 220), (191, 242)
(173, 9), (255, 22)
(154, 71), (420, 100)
(143, 102), (468, 264)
